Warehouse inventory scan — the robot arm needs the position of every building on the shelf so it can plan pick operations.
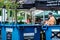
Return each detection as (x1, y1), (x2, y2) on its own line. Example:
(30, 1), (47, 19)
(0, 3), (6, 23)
(35, 0), (60, 10)
(17, 0), (60, 9)
(17, 0), (35, 9)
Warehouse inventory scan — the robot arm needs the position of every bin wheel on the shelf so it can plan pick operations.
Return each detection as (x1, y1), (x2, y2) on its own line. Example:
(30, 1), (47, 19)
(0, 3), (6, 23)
(51, 32), (55, 38)
(57, 32), (60, 38)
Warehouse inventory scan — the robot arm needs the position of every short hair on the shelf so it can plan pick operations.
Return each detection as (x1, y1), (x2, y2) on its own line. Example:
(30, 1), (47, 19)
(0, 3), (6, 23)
(49, 13), (52, 15)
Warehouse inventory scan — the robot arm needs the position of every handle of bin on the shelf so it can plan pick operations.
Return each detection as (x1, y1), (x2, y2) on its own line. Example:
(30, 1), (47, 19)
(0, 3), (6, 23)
(42, 26), (48, 30)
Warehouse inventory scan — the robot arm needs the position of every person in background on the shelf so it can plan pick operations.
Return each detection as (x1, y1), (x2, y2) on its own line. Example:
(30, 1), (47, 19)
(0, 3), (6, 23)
(56, 18), (60, 25)
(44, 13), (56, 26)
(44, 19), (48, 25)
(26, 17), (31, 24)
(35, 18), (41, 24)
(26, 18), (30, 24)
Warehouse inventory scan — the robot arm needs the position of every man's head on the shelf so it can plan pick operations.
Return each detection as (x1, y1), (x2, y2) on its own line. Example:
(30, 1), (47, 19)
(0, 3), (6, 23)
(48, 13), (53, 17)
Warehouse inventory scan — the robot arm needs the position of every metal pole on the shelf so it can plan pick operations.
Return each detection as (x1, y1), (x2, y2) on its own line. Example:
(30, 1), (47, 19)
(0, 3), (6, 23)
(33, 11), (36, 24)
(30, 7), (36, 24)
(25, 10), (27, 24)
(15, 0), (17, 24)
(2, 5), (6, 24)
(32, 10), (34, 24)
(43, 10), (45, 24)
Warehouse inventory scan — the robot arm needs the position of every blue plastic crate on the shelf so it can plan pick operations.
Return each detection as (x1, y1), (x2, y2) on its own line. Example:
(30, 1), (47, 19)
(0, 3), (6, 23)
(17, 24), (41, 40)
(0, 24), (41, 40)
(42, 25), (60, 40)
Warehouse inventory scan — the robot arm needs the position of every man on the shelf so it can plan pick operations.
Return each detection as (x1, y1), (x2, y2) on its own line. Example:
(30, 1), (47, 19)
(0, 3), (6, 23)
(35, 18), (41, 24)
(44, 13), (56, 26)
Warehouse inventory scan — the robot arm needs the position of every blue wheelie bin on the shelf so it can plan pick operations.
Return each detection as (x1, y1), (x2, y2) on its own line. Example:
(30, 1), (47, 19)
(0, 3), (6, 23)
(0, 23), (19, 40)
(42, 25), (60, 40)
(17, 24), (41, 40)
(0, 23), (41, 40)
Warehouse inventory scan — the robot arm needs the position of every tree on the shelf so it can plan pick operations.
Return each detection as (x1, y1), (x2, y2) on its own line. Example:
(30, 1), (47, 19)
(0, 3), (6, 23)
(0, 0), (4, 8)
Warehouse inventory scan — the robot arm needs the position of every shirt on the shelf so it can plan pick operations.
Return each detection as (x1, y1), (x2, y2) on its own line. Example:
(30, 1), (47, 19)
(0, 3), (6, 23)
(48, 16), (56, 26)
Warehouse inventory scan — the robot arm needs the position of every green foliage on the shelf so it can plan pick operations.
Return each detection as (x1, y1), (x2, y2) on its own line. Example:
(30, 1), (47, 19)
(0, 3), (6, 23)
(10, 10), (12, 17)
(0, 0), (18, 9)
(0, 0), (4, 8)
(0, 10), (2, 16)
(17, 16), (23, 20)
(0, 8), (2, 16)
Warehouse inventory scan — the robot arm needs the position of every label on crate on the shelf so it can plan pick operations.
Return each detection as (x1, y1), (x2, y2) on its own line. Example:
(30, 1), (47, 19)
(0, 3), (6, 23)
(6, 28), (13, 40)
(6, 28), (13, 32)
(51, 29), (60, 32)
(24, 33), (34, 36)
